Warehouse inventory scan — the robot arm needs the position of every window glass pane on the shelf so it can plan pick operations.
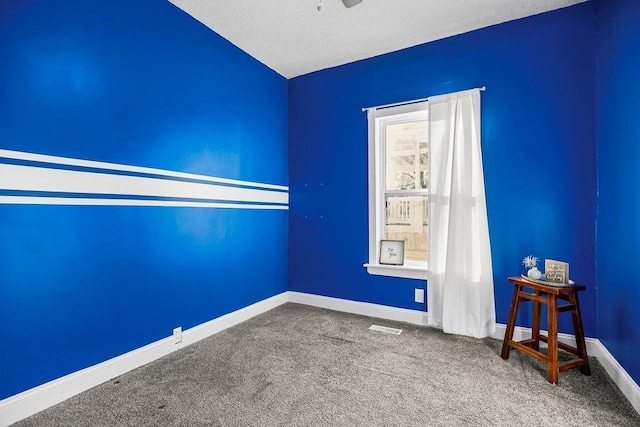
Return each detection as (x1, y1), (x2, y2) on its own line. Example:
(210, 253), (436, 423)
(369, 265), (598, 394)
(385, 194), (427, 262)
(385, 120), (428, 191)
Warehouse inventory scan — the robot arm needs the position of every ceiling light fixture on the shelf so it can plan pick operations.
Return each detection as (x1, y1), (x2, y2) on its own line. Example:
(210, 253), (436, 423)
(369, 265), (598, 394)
(341, 0), (363, 8)
(317, 0), (363, 12)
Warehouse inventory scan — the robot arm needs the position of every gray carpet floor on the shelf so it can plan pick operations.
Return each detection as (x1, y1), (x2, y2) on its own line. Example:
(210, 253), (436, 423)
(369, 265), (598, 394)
(15, 303), (640, 426)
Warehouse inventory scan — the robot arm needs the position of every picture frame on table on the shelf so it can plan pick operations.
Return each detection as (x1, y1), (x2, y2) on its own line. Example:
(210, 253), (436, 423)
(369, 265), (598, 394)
(545, 259), (570, 284)
(379, 240), (405, 266)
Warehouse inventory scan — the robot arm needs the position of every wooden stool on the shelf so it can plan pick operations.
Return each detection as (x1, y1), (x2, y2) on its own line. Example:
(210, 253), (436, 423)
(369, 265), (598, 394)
(500, 276), (591, 384)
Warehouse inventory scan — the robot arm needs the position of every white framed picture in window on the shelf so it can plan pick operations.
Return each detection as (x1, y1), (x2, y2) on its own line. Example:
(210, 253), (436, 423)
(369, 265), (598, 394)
(379, 240), (405, 265)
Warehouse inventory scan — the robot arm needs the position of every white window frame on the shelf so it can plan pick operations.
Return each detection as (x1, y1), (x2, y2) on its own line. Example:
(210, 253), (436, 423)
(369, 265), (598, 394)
(364, 101), (428, 280)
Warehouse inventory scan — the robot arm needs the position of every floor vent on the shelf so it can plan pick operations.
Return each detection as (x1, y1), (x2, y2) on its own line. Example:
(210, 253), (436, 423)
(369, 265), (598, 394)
(369, 325), (402, 335)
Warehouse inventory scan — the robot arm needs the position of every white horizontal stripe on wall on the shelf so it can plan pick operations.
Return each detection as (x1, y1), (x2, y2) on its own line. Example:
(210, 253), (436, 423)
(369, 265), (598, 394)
(0, 149), (287, 191)
(0, 196), (288, 209)
(0, 163), (288, 206)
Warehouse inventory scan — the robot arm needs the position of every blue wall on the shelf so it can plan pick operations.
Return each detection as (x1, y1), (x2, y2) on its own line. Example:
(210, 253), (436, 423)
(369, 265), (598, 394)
(289, 4), (597, 334)
(6, 0), (640, 403)
(595, 0), (640, 384)
(0, 0), (288, 399)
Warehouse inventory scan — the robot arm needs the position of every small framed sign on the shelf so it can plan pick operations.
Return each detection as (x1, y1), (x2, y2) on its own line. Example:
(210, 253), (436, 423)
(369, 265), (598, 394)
(545, 259), (569, 284)
(379, 240), (405, 265)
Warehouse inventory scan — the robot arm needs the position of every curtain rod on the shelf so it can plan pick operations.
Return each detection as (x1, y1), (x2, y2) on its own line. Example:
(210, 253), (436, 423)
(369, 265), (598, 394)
(361, 86), (486, 112)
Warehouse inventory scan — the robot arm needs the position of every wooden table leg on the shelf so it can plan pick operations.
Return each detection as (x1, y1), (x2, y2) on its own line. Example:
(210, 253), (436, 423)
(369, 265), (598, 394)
(570, 290), (591, 375)
(547, 293), (559, 384)
(501, 283), (522, 360)
(531, 289), (541, 351)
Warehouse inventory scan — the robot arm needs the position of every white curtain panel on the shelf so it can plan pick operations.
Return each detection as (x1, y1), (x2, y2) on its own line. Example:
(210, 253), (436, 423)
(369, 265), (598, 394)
(427, 89), (495, 338)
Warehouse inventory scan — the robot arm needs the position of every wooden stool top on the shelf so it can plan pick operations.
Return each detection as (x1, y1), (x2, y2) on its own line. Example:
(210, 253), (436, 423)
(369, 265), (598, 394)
(508, 276), (585, 295)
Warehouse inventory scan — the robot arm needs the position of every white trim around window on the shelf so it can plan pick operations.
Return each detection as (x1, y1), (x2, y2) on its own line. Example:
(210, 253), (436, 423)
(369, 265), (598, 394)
(365, 101), (428, 280)
(363, 262), (428, 280)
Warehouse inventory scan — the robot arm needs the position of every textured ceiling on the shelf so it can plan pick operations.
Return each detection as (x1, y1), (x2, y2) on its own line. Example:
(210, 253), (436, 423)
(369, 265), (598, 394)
(168, 0), (588, 79)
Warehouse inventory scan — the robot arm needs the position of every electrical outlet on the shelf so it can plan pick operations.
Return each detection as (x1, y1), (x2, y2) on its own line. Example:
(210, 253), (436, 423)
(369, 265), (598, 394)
(173, 326), (182, 344)
(415, 288), (425, 304)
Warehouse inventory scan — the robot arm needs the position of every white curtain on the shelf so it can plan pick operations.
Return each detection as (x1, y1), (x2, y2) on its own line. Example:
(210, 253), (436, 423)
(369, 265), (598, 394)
(427, 89), (495, 338)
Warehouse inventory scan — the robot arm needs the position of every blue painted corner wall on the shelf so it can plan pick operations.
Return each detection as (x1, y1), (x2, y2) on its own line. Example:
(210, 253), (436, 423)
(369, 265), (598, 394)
(0, 0), (288, 399)
(289, 4), (597, 334)
(3, 0), (640, 403)
(595, 0), (640, 385)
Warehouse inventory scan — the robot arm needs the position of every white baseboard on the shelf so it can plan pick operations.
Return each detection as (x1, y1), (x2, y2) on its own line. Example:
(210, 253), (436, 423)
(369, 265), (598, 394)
(0, 292), (288, 427)
(2, 291), (639, 426)
(288, 291), (429, 326)
(591, 339), (640, 415)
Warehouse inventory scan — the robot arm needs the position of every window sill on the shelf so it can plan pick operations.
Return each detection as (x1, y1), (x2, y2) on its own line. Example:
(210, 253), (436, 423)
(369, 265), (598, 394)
(363, 263), (428, 280)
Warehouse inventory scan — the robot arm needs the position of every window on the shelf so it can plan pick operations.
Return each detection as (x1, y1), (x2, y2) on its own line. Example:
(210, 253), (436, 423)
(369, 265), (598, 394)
(365, 102), (428, 279)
